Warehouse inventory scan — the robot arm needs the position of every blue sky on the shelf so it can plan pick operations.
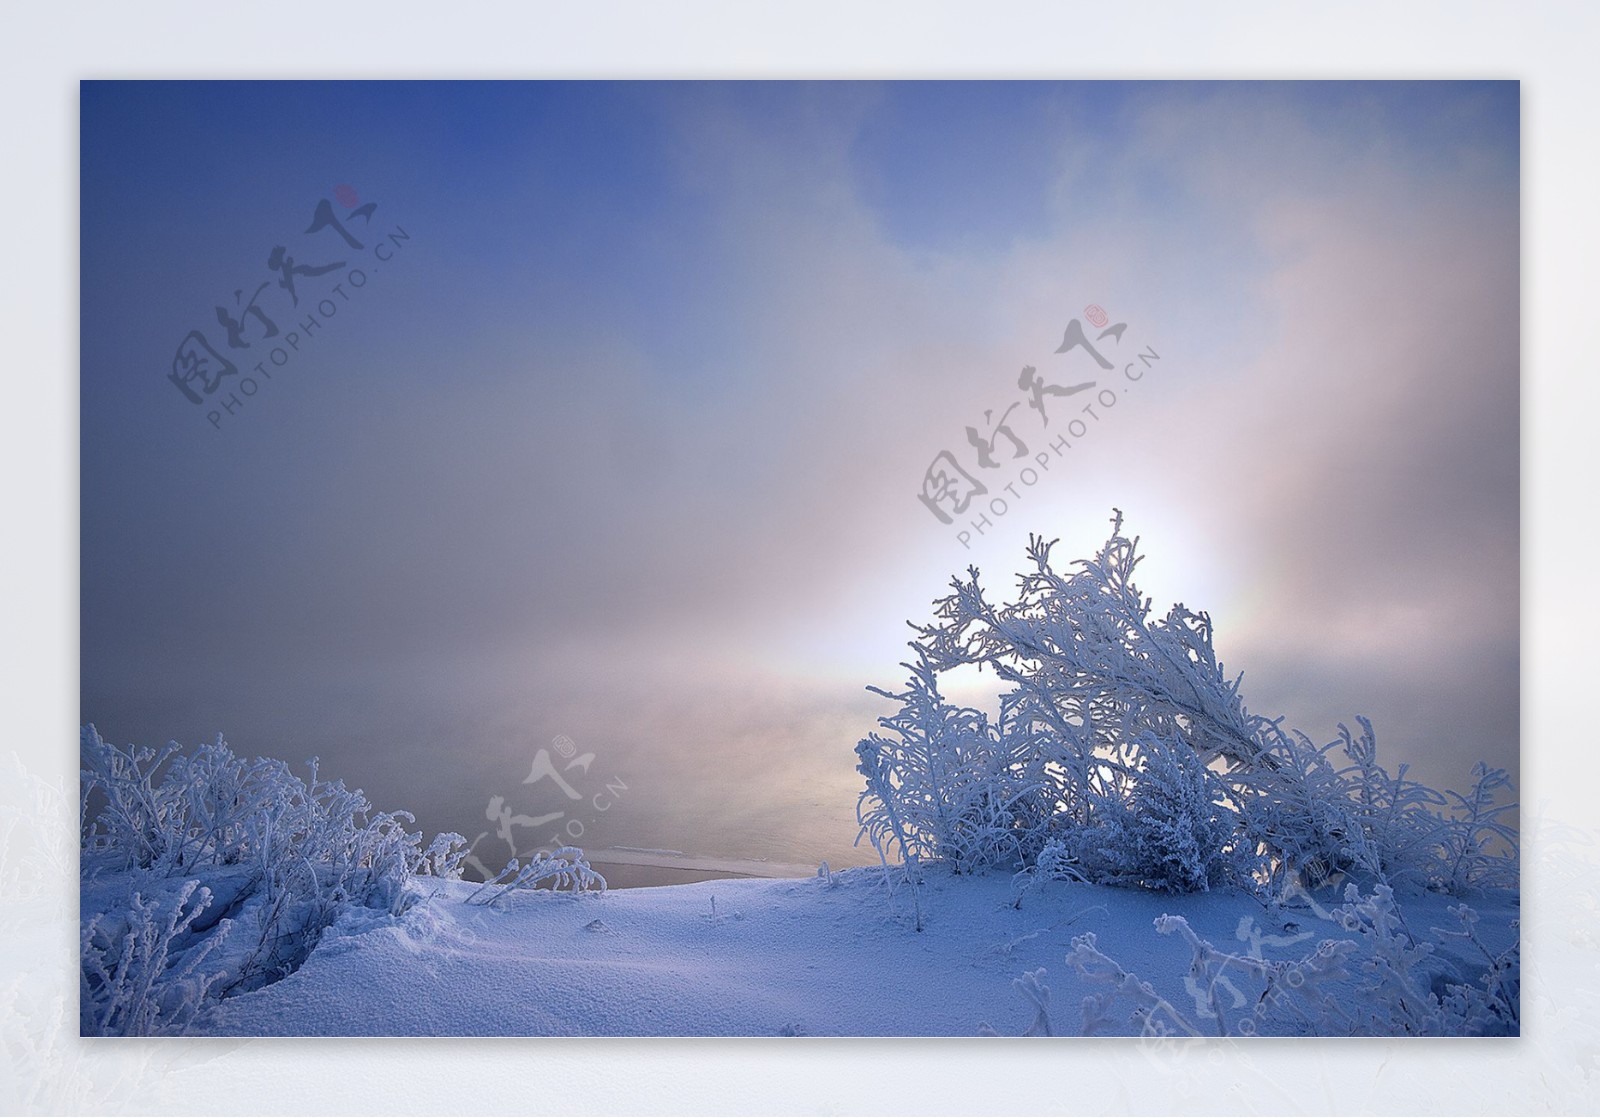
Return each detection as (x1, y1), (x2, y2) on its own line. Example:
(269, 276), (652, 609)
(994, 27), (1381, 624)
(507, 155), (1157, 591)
(80, 81), (1519, 868)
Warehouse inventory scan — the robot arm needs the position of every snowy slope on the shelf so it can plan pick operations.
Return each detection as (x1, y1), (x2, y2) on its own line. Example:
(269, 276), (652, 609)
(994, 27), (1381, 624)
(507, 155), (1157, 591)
(198, 866), (1518, 1038)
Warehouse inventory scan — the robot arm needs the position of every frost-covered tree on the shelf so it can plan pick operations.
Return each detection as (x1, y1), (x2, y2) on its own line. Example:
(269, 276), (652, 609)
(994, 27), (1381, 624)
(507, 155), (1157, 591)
(855, 512), (1517, 897)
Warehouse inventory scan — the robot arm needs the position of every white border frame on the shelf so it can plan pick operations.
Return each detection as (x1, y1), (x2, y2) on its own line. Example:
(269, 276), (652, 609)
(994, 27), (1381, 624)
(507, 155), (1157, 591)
(6, 2), (1596, 1113)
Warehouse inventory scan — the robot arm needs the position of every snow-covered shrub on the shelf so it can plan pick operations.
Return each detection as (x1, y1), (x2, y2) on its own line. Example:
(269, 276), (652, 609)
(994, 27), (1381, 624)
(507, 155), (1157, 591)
(1065, 929), (1202, 1038)
(978, 967), (1054, 1037)
(79, 880), (231, 1037)
(854, 512), (1519, 899)
(1330, 883), (1518, 1036)
(1008, 836), (1092, 908)
(1063, 886), (1517, 1037)
(1234, 726), (1369, 889)
(1432, 901), (1520, 1031)
(855, 655), (1044, 875)
(915, 513), (1279, 773)
(81, 726), (467, 890)
(1243, 722), (1517, 895)
(465, 846), (605, 906)
(1436, 763), (1519, 894)
(1049, 733), (1247, 893)
(1148, 912), (1357, 1036)
(416, 831), (471, 881)
(1328, 718), (1451, 890)
(79, 726), (470, 1035)
(857, 514), (1270, 888)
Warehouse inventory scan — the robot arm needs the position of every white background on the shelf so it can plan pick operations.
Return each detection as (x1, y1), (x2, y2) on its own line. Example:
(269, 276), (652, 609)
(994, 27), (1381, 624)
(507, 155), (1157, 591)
(3, 1), (1596, 1113)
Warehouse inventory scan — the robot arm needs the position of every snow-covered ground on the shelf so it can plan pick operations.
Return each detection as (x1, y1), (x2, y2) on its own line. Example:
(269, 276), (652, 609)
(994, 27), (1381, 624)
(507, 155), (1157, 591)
(198, 866), (1519, 1038)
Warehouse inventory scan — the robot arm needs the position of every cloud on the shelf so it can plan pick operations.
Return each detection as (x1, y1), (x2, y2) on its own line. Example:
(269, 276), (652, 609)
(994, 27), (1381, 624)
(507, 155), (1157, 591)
(80, 82), (1520, 860)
